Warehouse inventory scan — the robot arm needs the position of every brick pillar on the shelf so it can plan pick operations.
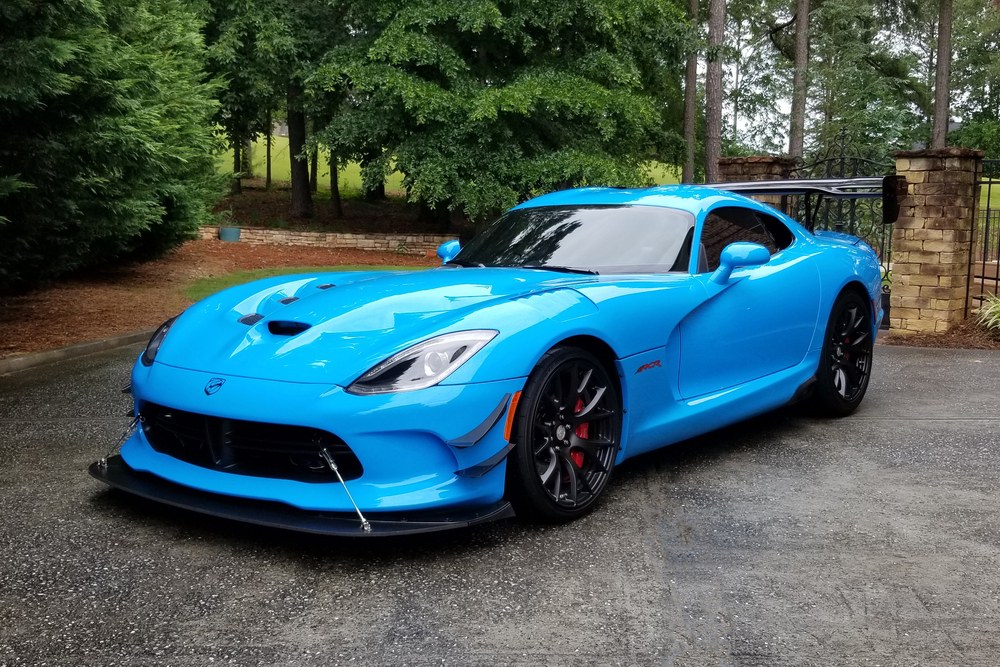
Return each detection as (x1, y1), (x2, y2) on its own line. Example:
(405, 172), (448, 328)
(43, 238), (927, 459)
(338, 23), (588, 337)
(889, 147), (983, 334)
(717, 156), (796, 211)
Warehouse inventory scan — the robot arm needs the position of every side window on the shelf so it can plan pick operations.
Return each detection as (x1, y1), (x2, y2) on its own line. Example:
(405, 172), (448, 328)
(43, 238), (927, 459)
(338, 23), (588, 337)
(697, 207), (793, 272)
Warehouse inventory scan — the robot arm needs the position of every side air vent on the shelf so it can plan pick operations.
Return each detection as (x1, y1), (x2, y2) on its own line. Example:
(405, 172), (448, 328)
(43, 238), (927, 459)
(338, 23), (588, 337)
(316, 284), (335, 290)
(268, 320), (311, 336)
(278, 296), (299, 305)
(238, 313), (264, 326)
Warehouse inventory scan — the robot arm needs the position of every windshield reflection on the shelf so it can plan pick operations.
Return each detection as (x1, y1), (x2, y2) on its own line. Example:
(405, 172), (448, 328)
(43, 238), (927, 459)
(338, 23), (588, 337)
(455, 205), (695, 275)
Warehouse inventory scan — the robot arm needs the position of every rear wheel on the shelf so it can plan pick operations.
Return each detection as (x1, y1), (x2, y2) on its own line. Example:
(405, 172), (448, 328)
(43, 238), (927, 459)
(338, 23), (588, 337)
(506, 347), (621, 523)
(812, 290), (873, 416)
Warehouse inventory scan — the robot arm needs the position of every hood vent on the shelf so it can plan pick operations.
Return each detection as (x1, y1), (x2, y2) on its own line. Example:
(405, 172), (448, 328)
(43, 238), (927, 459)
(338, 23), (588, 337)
(278, 296), (299, 305)
(238, 313), (264, 326)
(316, 283), (335, 290)
(268, 320), (311, 336)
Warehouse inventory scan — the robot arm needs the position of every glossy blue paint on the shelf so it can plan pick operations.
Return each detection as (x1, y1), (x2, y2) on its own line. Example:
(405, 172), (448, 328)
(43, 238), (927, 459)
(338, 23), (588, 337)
(709, 242), (771, 284)
(120, 184), (882, 520)
(437, 240), (461, 263)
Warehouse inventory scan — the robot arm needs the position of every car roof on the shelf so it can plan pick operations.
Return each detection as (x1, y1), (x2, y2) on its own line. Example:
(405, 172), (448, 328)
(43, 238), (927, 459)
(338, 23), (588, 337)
(513, 184), (773, 218)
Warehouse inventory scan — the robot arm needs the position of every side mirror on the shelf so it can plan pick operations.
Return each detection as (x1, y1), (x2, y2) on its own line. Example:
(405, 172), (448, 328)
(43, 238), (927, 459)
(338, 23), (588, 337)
(710, 242), (770, 285)
(437, 240), (461, 264)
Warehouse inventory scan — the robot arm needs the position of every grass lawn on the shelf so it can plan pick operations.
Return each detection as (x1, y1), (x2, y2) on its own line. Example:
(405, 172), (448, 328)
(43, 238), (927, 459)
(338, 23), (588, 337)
(220, 136), (681, 192)
(982, 179), (1000, 212)
(183, 265), (426, 301)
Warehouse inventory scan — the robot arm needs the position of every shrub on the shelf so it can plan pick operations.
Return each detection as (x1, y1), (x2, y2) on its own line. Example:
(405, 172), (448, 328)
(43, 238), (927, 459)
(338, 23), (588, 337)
(0, 0), (223, 292)
(977, 294), (1000, 336)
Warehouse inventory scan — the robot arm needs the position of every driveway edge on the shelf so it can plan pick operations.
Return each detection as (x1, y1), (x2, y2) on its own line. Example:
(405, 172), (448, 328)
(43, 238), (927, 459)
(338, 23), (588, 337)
(0, 329), (155, 376)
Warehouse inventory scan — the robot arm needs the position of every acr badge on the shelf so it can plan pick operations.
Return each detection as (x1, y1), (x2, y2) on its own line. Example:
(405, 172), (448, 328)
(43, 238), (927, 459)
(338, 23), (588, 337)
(204, 378), (226, 395)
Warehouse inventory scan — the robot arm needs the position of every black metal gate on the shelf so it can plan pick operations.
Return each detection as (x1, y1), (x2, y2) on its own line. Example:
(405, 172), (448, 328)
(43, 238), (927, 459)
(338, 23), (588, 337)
(789, 129), (895, 287)
(967, 159), (1000, 315)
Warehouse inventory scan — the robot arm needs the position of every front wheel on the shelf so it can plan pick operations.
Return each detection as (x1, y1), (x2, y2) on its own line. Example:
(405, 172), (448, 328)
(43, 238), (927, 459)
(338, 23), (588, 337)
(506, 347), (622, 523)
(812, 290), (874, 417)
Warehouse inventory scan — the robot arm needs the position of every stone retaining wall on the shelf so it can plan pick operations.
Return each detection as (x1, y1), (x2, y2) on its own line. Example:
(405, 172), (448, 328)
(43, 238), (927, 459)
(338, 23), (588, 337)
(199, 226), (456, 257)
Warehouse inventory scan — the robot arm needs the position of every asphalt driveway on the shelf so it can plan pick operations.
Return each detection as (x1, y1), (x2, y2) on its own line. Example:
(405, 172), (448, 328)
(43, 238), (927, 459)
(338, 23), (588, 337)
(0, 343), (998, 666)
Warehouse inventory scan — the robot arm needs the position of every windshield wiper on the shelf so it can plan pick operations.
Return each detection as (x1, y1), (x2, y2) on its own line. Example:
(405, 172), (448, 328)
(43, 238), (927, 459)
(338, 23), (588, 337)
(445, 259), (485, 267)
(521, 265), (599, 275)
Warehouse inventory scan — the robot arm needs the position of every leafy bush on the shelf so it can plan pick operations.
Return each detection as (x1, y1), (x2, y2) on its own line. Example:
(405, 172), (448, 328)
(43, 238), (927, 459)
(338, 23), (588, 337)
(0, 0), (223, 292)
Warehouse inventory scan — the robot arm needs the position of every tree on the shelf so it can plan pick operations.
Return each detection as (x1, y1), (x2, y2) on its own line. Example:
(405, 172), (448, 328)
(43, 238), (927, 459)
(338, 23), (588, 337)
(705, 0), (726, 181)
(0, 0), (221, 292)
(931, 0), (952, 147)
(682, 0), (699, 183)
(204, 0), (293, 194)
(789, 0), (810, 157)
(950, 0), (1000, 153)
(315, 0), (687, 221)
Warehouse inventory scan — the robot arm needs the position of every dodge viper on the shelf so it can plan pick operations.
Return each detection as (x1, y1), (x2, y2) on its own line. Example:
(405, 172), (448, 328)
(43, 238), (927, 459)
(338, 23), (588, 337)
(90, 184), (883, 535)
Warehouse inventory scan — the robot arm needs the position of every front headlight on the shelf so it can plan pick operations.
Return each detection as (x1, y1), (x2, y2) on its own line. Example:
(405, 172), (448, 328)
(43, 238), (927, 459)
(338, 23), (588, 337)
(346, 330), (498, 395)
(140, 316), (178, 367)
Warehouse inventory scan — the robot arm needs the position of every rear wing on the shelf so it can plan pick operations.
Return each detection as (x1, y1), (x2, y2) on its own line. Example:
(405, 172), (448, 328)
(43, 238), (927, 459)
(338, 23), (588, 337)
(705, 175), (906, 225)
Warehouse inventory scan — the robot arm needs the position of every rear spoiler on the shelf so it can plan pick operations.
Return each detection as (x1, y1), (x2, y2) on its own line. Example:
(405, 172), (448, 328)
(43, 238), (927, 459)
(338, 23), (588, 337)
(705, 175), (906, 224)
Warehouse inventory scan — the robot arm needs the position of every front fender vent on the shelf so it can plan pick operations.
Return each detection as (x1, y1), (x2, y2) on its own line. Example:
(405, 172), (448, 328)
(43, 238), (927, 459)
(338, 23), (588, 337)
(238, 313), (264, 326)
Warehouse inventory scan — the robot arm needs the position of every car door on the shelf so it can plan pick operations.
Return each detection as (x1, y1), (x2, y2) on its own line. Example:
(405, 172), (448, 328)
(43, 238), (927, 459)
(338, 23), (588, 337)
(677, 205), (821, 399)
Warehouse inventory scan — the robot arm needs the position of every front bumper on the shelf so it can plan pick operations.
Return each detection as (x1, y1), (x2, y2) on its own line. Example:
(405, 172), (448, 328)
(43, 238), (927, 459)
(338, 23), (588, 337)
(90, 456), (515, 536)
(112, 360), (526, 517)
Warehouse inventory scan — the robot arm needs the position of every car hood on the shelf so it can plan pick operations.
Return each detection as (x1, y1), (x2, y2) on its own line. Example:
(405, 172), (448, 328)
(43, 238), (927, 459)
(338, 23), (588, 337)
(154, 268), (597, 385)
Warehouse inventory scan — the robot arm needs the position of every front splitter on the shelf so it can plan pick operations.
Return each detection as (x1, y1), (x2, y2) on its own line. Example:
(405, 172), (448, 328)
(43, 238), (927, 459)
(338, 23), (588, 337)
(89, 455), (515, 537)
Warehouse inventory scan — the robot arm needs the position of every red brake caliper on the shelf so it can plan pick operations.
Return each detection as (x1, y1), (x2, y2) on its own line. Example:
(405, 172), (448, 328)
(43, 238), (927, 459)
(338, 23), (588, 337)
(571, 399), (587, 468)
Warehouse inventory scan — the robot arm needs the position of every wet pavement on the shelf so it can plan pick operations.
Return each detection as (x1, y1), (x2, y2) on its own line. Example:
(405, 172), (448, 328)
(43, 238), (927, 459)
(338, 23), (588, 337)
(1, 342), (998, 666)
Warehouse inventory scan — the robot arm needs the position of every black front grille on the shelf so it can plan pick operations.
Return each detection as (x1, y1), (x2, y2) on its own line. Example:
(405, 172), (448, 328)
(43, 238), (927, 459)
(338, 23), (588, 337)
(140, 403), (362, 483)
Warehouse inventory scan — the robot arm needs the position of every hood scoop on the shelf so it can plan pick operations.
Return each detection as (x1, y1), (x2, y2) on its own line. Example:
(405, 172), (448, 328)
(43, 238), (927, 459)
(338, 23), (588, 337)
(268, 320), (312, 336)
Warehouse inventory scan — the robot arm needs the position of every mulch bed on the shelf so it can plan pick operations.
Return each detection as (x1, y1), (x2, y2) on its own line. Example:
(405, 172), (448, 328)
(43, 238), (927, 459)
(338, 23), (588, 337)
(880, 318), (1000, 350)
(0, 239), (437, 359)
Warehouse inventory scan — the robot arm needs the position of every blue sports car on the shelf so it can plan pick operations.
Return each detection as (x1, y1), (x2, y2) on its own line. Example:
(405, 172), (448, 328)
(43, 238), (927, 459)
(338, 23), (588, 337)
(91, 184), (883, 535)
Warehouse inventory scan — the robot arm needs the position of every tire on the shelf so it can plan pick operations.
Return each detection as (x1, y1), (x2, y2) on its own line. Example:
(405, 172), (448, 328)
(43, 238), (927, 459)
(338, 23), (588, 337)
(811, 290), (874, 417)
(506, 346), (622, 523)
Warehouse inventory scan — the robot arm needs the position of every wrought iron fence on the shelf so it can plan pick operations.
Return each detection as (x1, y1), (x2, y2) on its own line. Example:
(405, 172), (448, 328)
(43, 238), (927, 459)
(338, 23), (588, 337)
(968, 160), (1000, 313)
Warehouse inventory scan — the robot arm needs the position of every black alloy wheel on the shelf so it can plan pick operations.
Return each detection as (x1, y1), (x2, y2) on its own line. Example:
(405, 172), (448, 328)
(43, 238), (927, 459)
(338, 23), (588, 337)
(507, 347), (621, 522)
(813, 290), (873, 416)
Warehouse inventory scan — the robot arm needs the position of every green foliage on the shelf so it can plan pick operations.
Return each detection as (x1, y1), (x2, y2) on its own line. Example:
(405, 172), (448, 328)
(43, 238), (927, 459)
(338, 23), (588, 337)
(951, 0), (1000, 155)
(0, 0), (222, 292)
(313, 0), (687, 218)
(977, 294), (1000, 335)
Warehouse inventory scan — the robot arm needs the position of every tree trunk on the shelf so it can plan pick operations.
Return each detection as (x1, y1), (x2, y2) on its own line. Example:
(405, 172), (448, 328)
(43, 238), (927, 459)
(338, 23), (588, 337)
(681, 0), (698, 184)
(789, 0), (809, 158)
(242, 138), (254, 178)
(310, 147), (318, 193)
(231, 138), (242, 195)
(287, 85), (313, 218)
(330, 153), (343, 219)
(931, 0), (952, 149)
(705, 0), (726, 183)
(265, 110), (272, 190)
(366, 180), (386, 201)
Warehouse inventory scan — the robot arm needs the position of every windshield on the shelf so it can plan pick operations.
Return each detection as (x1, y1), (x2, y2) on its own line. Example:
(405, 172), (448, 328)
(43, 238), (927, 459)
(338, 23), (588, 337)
(453, 205), (695, 275)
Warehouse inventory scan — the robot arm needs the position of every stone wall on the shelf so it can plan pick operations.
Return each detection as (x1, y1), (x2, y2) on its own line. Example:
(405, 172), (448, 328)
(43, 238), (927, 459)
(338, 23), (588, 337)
(199, 226), (456, 257)
(889, 147), (984, 334)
